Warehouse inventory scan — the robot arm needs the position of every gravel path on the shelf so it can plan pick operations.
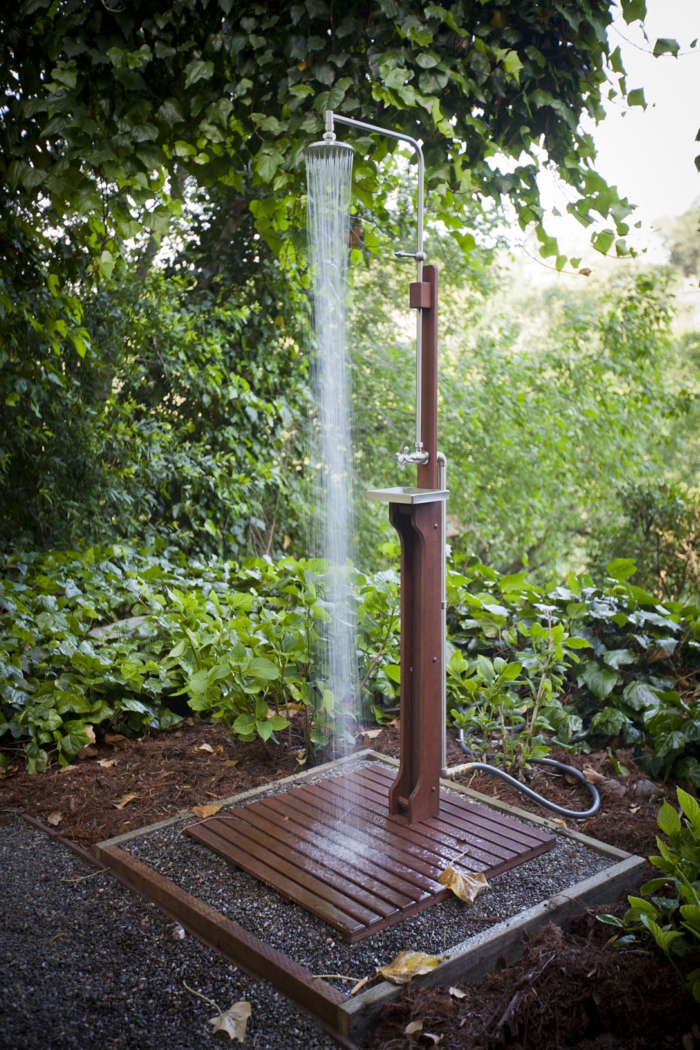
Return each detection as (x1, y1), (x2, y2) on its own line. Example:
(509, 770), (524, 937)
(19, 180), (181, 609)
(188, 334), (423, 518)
(0, 817), (336, 1050)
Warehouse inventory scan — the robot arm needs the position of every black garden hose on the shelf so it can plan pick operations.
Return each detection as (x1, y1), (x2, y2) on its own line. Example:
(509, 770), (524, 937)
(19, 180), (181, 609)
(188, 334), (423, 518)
(457, 730), (600, 820)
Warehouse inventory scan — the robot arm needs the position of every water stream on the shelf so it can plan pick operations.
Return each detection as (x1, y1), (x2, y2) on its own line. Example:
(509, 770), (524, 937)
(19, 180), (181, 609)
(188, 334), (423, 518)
(305, 142), (358, 739)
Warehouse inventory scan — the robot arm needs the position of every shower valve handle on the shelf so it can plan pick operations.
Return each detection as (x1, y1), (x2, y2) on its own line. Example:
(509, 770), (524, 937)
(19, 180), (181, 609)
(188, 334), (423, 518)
(396, 445), (430, 470)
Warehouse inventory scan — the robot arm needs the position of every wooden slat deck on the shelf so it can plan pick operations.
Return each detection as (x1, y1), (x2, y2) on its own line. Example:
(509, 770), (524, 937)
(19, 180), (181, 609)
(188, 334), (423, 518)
(185, 764), (555, 942)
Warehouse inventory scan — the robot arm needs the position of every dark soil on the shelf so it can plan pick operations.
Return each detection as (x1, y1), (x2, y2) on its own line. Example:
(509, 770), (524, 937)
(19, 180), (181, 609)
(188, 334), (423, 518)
(366, 910), (700, 1050)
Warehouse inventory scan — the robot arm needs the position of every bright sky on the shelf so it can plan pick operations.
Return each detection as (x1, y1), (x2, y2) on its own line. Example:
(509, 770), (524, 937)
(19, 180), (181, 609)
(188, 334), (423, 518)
(518, 0), (700, 268)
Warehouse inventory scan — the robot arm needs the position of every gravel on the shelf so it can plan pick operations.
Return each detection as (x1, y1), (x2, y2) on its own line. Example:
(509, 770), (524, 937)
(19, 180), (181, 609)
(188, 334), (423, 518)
(1, 758), (614, 1049)
(123, 757), (612, 991)
(0, 817), (336, 1050)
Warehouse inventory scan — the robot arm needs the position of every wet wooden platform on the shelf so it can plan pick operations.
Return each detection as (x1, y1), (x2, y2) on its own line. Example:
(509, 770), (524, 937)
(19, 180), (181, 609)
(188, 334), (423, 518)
(185, 764), (556, 942)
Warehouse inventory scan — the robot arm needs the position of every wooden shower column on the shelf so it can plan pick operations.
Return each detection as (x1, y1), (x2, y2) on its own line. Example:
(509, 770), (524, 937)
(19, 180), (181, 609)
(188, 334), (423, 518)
(365, 263), (448, 824)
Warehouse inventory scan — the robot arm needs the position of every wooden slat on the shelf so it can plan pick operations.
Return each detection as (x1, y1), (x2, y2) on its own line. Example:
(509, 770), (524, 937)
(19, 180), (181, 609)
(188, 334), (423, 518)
(186, 769), (555, 942)
(237, 803), (420, 909)
(310, 777), (518, 869)
(260, 789), (440, 890)
(191, 822), (371, 936)
(207, 815), (401, 921)
(97, 844), (347, 1028)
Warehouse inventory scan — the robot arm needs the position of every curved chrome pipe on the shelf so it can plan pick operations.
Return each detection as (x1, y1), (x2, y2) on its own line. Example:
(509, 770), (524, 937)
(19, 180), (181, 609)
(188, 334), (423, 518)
(323, 110), (426, 459)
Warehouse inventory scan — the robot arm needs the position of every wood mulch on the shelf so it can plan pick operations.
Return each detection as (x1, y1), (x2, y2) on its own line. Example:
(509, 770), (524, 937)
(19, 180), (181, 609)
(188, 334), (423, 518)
(0, 723), (669, 859)
(366, 910), (700, 1050)
(2, 722), (694, 1049)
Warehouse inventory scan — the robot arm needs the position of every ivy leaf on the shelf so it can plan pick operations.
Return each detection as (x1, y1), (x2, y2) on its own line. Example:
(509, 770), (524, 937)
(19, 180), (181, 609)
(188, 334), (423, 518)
(184, 59), (214, 89)
(627, 88), (647, 109)
(581, 662), (620, 701)
(621, 0), (647, 24)
(653, 38), (679, 57)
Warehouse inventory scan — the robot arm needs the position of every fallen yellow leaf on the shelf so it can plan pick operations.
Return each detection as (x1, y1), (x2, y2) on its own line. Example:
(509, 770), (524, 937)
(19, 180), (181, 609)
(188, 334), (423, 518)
(449, 986), (467, 999)
(84, 725), (96, 745)
(224, 759), (239, 768)
(58, 765), (77, 774)
(550, 817), (567, 828)
(377, 951), (440, 985)
(405, 1019), (424, 1034)
(192, 803), (223, 819)
(582, 766), (606, 784)
(212, 744), (224, 756)
(47, 811), (62, 826)
(113, 792), (139, 810)
(97, 758), (116, 768)
(208, 1001), (251, 1042)
(194, 743), (214, 754)
(438, 867), (489, 905)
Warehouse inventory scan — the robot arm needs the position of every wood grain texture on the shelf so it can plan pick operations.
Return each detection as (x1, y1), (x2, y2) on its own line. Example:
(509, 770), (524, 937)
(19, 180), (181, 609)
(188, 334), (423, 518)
(186, 767), (555, 942)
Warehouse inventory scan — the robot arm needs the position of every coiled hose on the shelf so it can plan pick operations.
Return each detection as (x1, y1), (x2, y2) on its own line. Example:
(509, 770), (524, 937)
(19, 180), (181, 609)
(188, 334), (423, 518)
(456, 728), (600, 820)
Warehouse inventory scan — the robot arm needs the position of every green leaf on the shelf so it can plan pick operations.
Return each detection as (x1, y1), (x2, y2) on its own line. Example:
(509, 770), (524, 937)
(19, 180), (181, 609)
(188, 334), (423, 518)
(184, 59), (215, 89)
(657, 799), (682, 838)
(563, 637), (591, 649)
(621, 0), (646, 24)
(581, 662), (620, 701)
(677, 787), (700, 830)
(606, 558), (637, 582)
(248, 657), (279, 681)
(653, 38), (679, 57)
(627, 88), (647, 109)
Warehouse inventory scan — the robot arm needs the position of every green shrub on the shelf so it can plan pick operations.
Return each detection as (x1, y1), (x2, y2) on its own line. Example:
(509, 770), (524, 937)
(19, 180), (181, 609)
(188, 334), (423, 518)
(599, 788), (700, 1002)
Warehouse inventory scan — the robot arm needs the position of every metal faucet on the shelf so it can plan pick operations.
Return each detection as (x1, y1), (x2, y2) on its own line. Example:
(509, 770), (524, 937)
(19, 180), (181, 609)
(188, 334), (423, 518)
(396, 445), (430, 470)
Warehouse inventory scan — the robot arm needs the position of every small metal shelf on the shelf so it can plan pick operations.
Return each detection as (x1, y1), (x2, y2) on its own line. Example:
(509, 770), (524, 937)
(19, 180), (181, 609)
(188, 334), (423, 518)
(364, 486), (449, 505)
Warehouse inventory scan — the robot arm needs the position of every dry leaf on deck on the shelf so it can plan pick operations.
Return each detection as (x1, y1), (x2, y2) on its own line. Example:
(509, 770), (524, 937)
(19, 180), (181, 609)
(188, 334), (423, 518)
(582, 766), (606, 784)
(449, 986), (467, 999)
(194, 743), (214, 754)
(438, 868), (489, 905)
(377, 951), (440, 985)
(105, 733), (130, 750)
(97, 758), (116, 768)
(47, 811), (62, 826)
(113, 792), (139, 810)
(192, 803), (223, 819)
(208, 1001), (251, 1042)
(405, 1019), (424, 1034)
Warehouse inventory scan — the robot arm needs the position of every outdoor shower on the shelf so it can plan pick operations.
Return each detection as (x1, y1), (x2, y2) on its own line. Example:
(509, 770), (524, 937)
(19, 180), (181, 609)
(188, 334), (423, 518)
(181, 111), (559, 943)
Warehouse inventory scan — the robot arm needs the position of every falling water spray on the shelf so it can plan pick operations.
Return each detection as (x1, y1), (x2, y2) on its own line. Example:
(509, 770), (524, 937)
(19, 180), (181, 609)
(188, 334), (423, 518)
(305, 139), (358, 722)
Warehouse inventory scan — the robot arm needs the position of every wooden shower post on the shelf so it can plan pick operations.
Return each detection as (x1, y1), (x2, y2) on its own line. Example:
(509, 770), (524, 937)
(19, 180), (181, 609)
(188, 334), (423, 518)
(366, 265), (447, 825)
(388, 264), (443, 823)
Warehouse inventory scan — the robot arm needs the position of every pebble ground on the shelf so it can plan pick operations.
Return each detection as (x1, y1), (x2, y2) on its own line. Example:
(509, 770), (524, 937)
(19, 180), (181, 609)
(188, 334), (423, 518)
(1, 818), (335, 1050)
(124, 759), (611, 990)
(1, 759), (613, 1049)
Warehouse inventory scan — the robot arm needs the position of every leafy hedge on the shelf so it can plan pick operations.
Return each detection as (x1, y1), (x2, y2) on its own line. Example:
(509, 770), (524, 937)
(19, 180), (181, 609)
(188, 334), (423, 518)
(1, 545), (700, 787)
